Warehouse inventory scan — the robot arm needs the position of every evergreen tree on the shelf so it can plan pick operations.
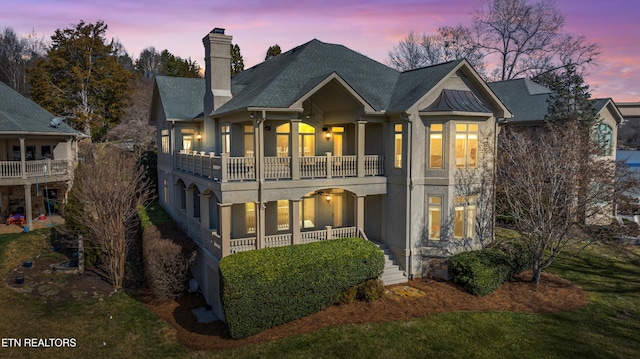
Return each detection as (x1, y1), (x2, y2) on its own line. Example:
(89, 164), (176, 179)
(231, 43), (244, 75)
(29, 20), (133, 140)
(265, 44), (281, 61)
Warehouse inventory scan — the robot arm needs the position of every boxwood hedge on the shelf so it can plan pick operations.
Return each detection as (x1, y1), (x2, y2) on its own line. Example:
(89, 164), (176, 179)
(219, 237), (385, 339)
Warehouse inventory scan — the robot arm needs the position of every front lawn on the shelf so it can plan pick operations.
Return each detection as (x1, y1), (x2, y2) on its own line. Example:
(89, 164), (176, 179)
(1, 228), (639, 358)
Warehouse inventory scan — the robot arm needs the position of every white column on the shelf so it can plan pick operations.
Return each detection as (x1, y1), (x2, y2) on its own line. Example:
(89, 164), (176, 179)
(291, 119), (301, 180)
(291, 199), (301, 245)
(356, 121), (366, 177)
(219, 203), (232, 257)
(20, 137), (26, 179)
(24, 184), (32, 230)
(356, 195), (365, 232)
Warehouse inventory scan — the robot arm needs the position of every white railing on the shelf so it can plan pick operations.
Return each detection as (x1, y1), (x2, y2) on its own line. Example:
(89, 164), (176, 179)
(300, 229), (329, 244)
(175, 151), (384, 181)
(332, 226), (357, 238)
(331, 155), (357, 177)
(265, 156), (291, 179)
(265, 233), (292, 248)
(0, 159), (70, 179)
(364, 155), (384, 176)
(230, 237), (257, 254)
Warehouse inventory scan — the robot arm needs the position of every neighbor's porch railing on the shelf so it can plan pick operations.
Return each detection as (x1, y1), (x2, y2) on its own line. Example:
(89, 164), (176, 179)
(175, 150), (384, 181)
(0, 159), (70, 179)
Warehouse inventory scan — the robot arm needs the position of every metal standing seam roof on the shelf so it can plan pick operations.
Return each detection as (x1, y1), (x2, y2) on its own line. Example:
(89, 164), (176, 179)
(0, 81), (81, 135)
(421, 88), (493, 113)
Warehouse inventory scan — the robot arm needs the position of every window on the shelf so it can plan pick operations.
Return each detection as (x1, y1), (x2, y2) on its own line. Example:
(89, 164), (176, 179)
(298, 123), (315, 157)
(221, 124), (230, 154)
(455, 124), (478, 168)
(277, 200), (289, 230)
(428, 196), (442, 240)
(161, 129), (170, 154)
(454, 195), (477, 239)
(429, 124), (443, 169)
(394, 123), (402, 168)
(245, 202), (255, 234)
(594, 123), (613, 156)
(244, 125), (254, 157)
(163, 179), (168, 204)
(300, 196), (316, 229)
(41, 145), (52, 159)
(181, 129), (194, 151)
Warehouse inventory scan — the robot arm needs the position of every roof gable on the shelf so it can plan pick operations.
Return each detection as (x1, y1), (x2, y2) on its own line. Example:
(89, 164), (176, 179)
(154, 76), (205, 121)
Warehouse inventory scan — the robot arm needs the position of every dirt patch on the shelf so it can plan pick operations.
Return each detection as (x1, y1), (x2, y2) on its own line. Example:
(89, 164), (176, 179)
(143, 270), (589, 351)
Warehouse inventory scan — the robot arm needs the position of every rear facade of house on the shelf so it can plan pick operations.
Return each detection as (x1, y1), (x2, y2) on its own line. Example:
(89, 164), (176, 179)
(150, 28), (510, 320)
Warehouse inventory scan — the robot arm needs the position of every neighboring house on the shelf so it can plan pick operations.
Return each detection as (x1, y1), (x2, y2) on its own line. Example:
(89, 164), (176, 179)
(489, 78), (623, 224)
(150, 28), (511, 319)
(0, 81), (85, 229)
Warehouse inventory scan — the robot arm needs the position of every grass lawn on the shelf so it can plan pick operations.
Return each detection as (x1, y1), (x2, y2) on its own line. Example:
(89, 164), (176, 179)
(1, 228), (639, 358)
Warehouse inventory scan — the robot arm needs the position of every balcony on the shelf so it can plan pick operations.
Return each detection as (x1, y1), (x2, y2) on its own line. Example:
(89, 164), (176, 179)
(0, 159), (71, 180)
(175, 151), (385, 182)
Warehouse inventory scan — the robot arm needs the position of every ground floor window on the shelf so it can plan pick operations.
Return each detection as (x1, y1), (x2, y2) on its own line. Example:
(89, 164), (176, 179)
(300, 196), (316, 229)
(245, 202), (256, 234)
(454, 195), (477, 239)
(428, 196), (442, 240)
(277, 200), (289, 230)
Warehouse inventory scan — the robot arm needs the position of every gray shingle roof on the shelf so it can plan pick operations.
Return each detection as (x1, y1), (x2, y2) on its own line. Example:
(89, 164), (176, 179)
(215, 39), (401, 114)
(155, 76), (205, 120)
(488, 78), (551, 123)
(0, 81), (81, 135)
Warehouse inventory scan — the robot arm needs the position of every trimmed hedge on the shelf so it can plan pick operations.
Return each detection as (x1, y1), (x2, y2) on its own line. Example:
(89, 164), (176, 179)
(219, 237), (385, 339)
(449, 242), (533, 296)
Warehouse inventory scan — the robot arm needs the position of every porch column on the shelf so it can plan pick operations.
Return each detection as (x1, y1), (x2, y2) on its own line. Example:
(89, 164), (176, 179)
(355, 195), (365, 233)
(356, 121), (366, 177)
(185, 187), (194, 218)
(20, 137), (26, 179)
(219, 203), (232, 257)
(291, 119), (301, 180)
(24, 184), (32, 230)
(256, 202), (266, 249)
(254, 119), (264, 182)
(291, 199), (301, 245)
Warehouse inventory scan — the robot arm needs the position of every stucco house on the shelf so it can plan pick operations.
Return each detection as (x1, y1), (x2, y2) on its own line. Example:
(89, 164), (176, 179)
(0, 81), (84, 230)
(150, 28), (511, 319)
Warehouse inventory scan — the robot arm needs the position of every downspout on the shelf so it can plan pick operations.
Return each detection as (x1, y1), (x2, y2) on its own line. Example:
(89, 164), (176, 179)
(401, 113), (412, 278)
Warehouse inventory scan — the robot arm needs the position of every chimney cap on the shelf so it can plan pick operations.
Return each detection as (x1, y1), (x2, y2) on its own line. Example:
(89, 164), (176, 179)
(211, 28), (225, 34)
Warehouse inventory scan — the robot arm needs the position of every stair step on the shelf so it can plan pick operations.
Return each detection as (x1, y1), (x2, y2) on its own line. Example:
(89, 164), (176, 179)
(373, 242), (407, 286)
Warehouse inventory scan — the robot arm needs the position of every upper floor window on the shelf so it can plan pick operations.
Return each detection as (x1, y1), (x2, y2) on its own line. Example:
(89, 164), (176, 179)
(429, 124), (443, 169)
(221, 124), (230, 154)
(276, 122), (315, 157)
(394, 123), (403, 168)
(181, 129), (193, 152)
(455, 124), (478, 168)
(161, 129), (170, 154)
(594, 123), (613, 156)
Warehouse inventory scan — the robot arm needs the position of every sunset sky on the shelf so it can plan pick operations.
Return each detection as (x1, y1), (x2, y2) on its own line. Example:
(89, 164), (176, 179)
(1, 0), (638, 102)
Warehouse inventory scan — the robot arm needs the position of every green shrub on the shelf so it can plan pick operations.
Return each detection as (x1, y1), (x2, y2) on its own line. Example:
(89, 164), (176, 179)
(336, 285), (359, 304)
(360, 279), (385, 302)
(449, 250), (511, 296)
(219, 237), (385, 339)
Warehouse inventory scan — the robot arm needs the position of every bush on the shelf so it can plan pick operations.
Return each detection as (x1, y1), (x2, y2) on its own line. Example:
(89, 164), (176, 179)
(220, 237), (385, 339)
(142, 223), (197, 300)
(449, 250), (511, 296)
(360, 279), (385, 302)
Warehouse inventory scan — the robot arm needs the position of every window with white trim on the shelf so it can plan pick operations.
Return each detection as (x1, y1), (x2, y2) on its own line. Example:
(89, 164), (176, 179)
(455, 124), (478, 168)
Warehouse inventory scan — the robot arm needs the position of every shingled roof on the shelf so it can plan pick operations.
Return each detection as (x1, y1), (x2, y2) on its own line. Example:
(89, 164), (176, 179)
(0, 81), (81, 135)
(488, 78), (551, 123)
(154, 76), (205, 120)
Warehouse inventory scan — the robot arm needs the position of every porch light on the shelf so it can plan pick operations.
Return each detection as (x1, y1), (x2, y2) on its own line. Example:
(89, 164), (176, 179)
(196, 134), (202, 141)
(325, 194), (331, 203)
(323, 127), (331, 140)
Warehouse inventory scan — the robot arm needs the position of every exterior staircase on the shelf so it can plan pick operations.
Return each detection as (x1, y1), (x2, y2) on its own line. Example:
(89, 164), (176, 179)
(375, 242), (408, 286)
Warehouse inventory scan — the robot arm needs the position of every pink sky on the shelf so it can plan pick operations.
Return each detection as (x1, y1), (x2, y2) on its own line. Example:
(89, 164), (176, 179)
(2, 0), (638, 102)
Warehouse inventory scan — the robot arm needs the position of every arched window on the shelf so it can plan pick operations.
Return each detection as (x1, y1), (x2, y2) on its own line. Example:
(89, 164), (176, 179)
(276, 122), (315, 157)
(594, 123), (613, 156)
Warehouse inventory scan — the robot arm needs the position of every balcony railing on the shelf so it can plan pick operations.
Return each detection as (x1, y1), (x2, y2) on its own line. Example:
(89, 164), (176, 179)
(0, 159), (71, 179)
(175, 151), (384, 182)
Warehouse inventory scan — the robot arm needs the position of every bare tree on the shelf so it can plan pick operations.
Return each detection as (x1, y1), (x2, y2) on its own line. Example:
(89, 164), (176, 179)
(388, 27), (485, 72)
(473, 0), (598, 80)
(68, 144), (153, 289)
(497, 122), (617, 284)
(0, 27), (46, 95)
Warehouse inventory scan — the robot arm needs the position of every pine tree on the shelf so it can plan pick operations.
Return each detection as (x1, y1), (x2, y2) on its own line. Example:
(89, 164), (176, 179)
(265, 44), (281, 61)
(29, 20), (133, 140)
(231, 43), (244, 75)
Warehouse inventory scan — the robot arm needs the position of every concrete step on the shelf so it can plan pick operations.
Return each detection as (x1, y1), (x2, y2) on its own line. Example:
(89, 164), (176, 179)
(373, 242), (407, 286)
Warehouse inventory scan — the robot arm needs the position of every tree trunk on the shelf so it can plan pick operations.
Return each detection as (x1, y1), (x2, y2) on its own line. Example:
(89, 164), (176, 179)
(531, 264), (542, 284)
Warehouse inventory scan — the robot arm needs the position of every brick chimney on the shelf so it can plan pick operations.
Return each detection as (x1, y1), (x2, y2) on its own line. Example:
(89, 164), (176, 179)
(203, 28), (232, 115)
